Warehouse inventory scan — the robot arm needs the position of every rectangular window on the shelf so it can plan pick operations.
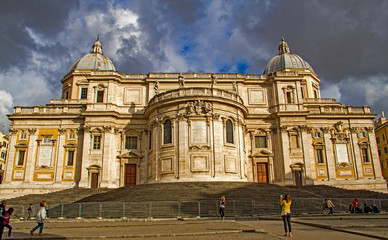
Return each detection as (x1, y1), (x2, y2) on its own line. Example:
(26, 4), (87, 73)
(20, 132), (27, 140)
(313, 132), (322, 138)
(381, 162), (384, 170)
(385, 146), (388, 154)
(386, 160), (388, 169)
(255, 136), (267, 148)
(17, 150), (25, 166)
(149, 130), (152, 150)
(93, 136), (101, 149)
(377, 137), (380, 144)
(97, 90), (104, 103)
(300, 87), (305, 99)
(378, 149), (381, 156)
(383, 134), (386, 141)
(67, 151), (74, 166)
(286, 92), (293, 103)
(80, 88), (88, 99)
(1, 152), (4, 159)
(315, 148), (324, 164)
(69, 132), (76, 140)
(42, 137), (51, 144)
(314, 89), (318, 98)
(125, 137), (137, 149)
(361, 148), (370, 163)
(65, 91), (69, 99)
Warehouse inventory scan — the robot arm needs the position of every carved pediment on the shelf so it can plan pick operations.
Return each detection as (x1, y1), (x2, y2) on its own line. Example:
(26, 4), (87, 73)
(251, 149), (273, 156)
(117, 151), (141, 158)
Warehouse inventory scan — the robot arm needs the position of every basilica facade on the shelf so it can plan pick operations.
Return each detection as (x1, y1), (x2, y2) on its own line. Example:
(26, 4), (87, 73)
(1, 38), (386, 197)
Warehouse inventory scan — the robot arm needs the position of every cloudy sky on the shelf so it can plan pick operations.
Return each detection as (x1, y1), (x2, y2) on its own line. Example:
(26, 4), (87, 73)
(0, 0), (387, 133)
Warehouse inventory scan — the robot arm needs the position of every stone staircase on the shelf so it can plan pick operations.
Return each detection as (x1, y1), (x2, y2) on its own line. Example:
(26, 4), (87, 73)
(76, 182), (388, 203)
(4, 182), (388, 218)
(5, 187), (110, 205)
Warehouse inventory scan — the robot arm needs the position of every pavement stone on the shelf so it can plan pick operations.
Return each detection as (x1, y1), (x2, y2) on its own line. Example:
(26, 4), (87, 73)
(2, 215), (387, 240)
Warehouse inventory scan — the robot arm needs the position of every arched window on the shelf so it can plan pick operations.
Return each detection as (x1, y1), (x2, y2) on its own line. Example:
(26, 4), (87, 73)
(163, 119), (172, 144)
(226, 119), (234, 144)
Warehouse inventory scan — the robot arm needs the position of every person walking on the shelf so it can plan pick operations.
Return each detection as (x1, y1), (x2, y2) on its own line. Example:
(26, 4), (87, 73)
(3, 207), (13, 239)
(27, 204), (33, 220)
(30, 201), (47, 236)
(280, 194), (292, 237)
(352, 198), (359, 214)
(0, 200), (10, 240)
(327, 198), (335, 215)
(219, 196), (226, 220)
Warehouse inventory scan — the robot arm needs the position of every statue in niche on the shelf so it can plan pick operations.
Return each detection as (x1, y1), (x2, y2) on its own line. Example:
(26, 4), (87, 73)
(154, 80), (159, 94)
(211, 73), (217, 88)
(178, 73), (185, 88)
(232, 81), (237, 92)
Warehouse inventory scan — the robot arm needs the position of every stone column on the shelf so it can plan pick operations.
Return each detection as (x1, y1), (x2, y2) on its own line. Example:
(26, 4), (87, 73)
(24, 129), (37, 183)
(3, 129), (18, 183)
(54, 129), (66, 183)
(324, 129), (336, 180)
(78, 127), (91, 188)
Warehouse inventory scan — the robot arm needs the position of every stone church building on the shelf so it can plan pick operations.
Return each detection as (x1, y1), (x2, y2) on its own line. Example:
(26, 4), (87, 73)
(1, 38), (386, 197)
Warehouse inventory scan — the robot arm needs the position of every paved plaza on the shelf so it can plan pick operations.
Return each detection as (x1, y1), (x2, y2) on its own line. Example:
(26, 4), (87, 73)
(2, 215), (387, 239)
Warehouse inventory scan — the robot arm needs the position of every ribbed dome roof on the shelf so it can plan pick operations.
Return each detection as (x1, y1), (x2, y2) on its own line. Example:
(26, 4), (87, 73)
(69, 37), (116, 73)
(264, 38), (314, 74)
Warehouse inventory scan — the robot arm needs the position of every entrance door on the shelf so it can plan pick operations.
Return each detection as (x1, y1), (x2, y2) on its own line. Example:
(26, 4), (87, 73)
(125, 164), (137, 186)
(256, 163), (268, 183)
(91, 173), (99, 188)
(294, 170), (302, 186)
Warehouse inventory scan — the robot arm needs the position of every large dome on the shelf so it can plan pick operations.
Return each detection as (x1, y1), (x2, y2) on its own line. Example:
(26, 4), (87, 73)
(69, 37), (116, 73)
(264, 38), (314, 74)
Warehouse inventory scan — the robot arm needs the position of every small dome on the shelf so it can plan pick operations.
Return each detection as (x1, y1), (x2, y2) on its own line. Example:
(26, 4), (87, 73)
(68, 37), (116, 73)
(264, 38), (314, 74)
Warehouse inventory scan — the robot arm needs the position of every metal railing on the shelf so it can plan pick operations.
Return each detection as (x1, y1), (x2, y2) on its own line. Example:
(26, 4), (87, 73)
(8, 198), (388, 219)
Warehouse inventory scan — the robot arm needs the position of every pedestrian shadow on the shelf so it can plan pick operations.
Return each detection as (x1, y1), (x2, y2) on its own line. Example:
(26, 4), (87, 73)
(4, 231), (66, 239)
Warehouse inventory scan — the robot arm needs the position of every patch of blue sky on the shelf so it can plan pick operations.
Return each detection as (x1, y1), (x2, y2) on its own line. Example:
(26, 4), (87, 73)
(236, 59), (250, 74)
(179, 45), (191, 55)
(218, 65), (230, 73)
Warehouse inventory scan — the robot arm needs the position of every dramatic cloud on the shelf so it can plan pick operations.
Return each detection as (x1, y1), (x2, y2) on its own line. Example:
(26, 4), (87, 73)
(0, 0), (387, 133)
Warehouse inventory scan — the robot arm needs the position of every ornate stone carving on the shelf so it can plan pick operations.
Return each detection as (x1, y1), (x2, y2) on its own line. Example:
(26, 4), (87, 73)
(9, 128), (18, 135)
(321, 127), (330, 133)
(232, 81), (237, 92)
(81, 126), (91, 132)
(280, 126), (288, 133)
(185, 100), (212, 115)
(349, 127), (358, 133)
(58, 129), (66, 135)
(28, 128), (37, 134)
(333, 132), (348, 144)
(334, 121), (343, 132)
(365, 127), (374, 133)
